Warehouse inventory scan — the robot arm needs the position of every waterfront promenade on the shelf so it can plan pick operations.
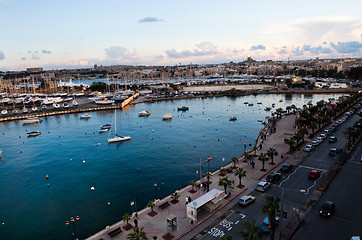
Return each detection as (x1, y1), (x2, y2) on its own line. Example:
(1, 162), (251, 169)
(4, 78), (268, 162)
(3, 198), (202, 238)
(86, 113), (308, 240)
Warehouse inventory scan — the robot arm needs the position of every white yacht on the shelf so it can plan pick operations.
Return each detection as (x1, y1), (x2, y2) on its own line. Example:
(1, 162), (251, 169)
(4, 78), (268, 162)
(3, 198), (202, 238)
(162, 113), (172, 120)
(138, 110), (151, 117)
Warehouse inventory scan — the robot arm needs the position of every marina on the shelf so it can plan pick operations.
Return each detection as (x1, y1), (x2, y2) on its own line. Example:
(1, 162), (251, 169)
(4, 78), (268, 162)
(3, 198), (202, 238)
(0, 93), (344, 240)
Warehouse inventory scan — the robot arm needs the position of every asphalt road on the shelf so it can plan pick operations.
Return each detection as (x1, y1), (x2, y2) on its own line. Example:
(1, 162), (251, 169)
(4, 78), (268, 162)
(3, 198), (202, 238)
(292, 140), (362, 239)
(197, 108), (361, 240)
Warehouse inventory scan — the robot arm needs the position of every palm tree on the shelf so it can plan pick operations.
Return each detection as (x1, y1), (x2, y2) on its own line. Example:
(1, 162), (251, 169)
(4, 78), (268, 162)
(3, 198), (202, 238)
(123, 212), (131, 226)
(127, 227), (148, 240)
(284, 137), (296, 152)
(218, 176), (232, 195)
(147, 200), (155, 213)
(258, 152), (268, 171)
(308, 120), (317, 134)
(205, 171), (212, 184)
(261, 195), (280, 240)
(189, 180), (196, 192)
(286, 106), (291, 114)
(231, 156), (239, 168)
(171, 191), (180, 203)
(237, 219), (262, 240)
(234, 167), (246, 187)
(243, 151), (250, 162)
(266, 147), (278, 165)
(275, 108), (283, 119)
(219, 168), (226, 176)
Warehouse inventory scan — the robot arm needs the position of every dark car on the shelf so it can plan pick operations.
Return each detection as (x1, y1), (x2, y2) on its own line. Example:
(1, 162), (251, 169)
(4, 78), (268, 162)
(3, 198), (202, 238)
(308, 170), (321, 179)
(329, 136), (337, 143)
(281, 164), (293, 173)
(266, 172), (282, 183)
(329, 148), (338, 156)
(319, 201), (335, 217)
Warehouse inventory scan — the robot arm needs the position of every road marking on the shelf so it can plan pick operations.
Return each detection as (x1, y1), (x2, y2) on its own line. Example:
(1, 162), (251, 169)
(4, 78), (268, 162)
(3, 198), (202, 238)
(298, 165), (326, 172)
(279, 166), (302, 187)
(235, 220), (239, 225)
(240, 213), (246, 218)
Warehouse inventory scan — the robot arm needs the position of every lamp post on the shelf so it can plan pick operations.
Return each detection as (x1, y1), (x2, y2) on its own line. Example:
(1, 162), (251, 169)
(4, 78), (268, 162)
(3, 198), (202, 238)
(65, 216), (80, 240)
(279, 187), (306, 240)
(154, 183), (158, 200)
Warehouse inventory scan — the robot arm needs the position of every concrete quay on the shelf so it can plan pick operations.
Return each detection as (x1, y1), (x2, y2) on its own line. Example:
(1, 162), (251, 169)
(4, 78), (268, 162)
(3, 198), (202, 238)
(86, 113), (303, 240)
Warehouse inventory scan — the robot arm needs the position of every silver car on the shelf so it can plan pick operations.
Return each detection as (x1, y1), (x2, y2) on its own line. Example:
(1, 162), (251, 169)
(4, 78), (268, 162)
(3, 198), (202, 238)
(238, 195), (256, 207)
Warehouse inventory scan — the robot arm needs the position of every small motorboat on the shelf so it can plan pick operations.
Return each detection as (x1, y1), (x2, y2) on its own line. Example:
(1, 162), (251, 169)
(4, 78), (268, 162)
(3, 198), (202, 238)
(72, 100), (78, 107)
(1, 109), (8, 115)
(22, 117), (42, 124)
(98, 128), (109, 133)
(279, 99), (283, 102)
(138, 110), (151, 117)
(53, 103), (60, 109)
(257, 102), (263, 104)
(27, 131), (41, 137)
(177, 106), (189, 111)
(264, 107), (272, 111)
(22, 107), (28, 113)
(80, 113), (92, 119)
(162, 113), (172, 120)
(100, 124), (112, 129)
(41, 105), (47, 110)
(248, 103), (254, 106)
(244, 102), (248, 104)
(63, 102), (69, 108)
(272, 103), (276, 108)
(229, 116), (237, 121)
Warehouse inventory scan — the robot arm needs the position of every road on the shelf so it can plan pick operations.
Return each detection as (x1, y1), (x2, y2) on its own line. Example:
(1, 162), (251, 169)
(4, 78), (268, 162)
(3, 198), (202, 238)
(197, 108), (361, 240)
(292, 140), (362, 239)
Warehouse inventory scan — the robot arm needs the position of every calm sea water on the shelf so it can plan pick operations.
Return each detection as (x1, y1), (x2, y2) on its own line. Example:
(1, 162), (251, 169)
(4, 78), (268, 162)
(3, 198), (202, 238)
(0, 93), (342, 240)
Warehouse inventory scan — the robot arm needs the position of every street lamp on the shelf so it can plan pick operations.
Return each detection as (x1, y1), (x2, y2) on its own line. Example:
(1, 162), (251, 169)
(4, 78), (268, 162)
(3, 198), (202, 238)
(154, 183), (158, 200)
(65, 216), (80, 240)
(279, 187), (306, 240)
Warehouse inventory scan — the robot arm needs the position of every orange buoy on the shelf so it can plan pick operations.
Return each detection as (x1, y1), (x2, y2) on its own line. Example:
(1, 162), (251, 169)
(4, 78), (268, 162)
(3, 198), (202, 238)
(45, 175), (49, 179)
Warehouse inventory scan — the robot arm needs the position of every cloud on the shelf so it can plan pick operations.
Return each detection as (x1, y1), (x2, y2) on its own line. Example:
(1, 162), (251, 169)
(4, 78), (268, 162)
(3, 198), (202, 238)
(292, 47), (304, 56)
(278, 49), (288, 55)
(104, 46), (138, 60)
(0, 50), (5, 60)
(303, 45), (332, 54)
(27, 50), (32, 53)
(0, 0), (9, 5)
(21, 57), (26, 60)
(32, 54), (40, 60)
(166, 41), (220, 58)
(330, 41), (362, 54)
(249, 45), (265, 51)
(138, 17), (163, 23)
(42, 49), (51, 54)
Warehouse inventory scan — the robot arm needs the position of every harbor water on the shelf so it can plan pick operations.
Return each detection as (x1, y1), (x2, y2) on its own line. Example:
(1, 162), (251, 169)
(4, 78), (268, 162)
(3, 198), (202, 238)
(0, 93), (342, 240)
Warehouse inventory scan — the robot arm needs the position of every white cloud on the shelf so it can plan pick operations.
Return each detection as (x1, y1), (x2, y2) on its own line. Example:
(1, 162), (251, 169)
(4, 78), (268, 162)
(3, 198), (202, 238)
(330, 41), (362, 54)
(0, 50), (5, 60)
(32, 54), (40, 60)
(250, 45), (266, 51)
(104, 46), (138, 60)
(138, 17), (163, 23)
(166, 42), (220, 58)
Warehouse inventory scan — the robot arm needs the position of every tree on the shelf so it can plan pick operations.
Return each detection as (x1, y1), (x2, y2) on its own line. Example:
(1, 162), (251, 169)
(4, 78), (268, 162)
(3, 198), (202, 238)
(284, 137), (296, 152)
(218, 176), (232, 195)
(123, 213), (131, 226)
(286, 106), (291, 114)
(205, 171), (212, 183)
(231, 156), (239, 168)
(219, 168), (226, 176)
(147, 200), (155, 213)
(171, 191), (180, 202)
(237, 219), (262, 240)
(261, 195), (280, 240)
(243, 151), (250, 162)
(234, 167), (247, 187)
(190, 180), (196, 192)
(127, 227), (148, 240)
(258, 153), (268, 171)
(275, 108), (283, 119)
(266, 147), (278, 165)
(308, 120), (317, 134)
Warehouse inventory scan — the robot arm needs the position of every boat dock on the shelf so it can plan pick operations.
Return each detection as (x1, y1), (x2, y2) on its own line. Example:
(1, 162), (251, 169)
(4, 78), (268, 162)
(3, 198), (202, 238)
(0, 93), (139, 123)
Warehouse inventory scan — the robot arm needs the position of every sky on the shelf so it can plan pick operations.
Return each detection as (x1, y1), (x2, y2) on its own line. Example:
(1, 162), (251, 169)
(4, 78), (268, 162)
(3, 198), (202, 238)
(0, 0), (362, 71)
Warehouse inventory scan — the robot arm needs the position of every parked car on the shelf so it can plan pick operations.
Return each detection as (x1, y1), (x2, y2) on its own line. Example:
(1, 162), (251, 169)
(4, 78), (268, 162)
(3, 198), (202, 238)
(281, 164), (293, 173)
(316, 136), (323, 143)
(260, 216), (280, 233)
(255, 181), (271, 192)
(319, 201), (335, 217)
(311, 140), (319, 146)
(238, 195), (256, 207)
(303, 144), (314, 152)
(309, 170), (321, 179)
(329, 136), (337, 143)
(323, 129), (330, 135)
(320, 133), (327, 139)
(266, 172), (281, 183)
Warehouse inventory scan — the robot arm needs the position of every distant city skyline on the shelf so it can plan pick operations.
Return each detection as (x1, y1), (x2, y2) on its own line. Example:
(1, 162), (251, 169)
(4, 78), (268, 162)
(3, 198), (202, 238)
(0, 0), (362, 71)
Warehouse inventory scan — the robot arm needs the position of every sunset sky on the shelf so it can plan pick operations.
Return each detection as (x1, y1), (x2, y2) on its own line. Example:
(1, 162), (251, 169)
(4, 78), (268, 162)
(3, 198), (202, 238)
(0, 0), (362, 71)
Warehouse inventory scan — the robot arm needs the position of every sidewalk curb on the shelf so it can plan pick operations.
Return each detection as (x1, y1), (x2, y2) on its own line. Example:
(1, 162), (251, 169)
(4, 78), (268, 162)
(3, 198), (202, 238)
(176, 187), (248, 240)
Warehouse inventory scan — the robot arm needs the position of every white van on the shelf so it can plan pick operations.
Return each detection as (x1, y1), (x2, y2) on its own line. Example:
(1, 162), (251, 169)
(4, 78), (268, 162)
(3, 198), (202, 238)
(255, 181), (270, 192)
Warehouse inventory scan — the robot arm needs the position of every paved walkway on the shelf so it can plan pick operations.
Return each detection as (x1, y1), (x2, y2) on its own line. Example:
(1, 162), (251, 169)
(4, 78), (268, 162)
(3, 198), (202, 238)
(86, 114), (306, 240)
